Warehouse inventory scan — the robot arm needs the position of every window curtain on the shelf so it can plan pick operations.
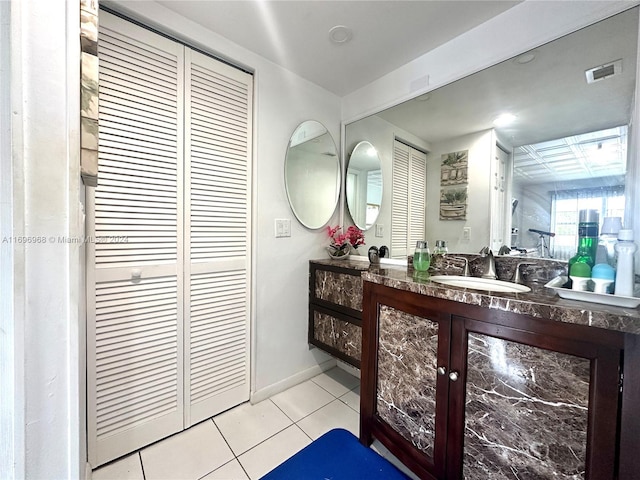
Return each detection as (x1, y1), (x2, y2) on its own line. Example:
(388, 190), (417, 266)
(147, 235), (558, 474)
(550, 186), (625, 260)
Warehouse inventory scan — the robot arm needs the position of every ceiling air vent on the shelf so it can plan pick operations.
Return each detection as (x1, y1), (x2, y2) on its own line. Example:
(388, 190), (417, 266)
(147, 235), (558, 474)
(585, 59), (622, 84)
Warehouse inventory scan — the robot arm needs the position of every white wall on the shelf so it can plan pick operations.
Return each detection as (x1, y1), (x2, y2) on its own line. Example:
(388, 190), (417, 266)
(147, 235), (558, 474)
(345, 120), (497, 256)
(425, 130), (493, 253)
(517, 185), (553, 250)
(1, 1), (83, 479)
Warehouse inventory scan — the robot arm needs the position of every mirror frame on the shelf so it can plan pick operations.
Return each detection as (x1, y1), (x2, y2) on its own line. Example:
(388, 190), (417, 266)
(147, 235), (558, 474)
(284, 120), (341, 230)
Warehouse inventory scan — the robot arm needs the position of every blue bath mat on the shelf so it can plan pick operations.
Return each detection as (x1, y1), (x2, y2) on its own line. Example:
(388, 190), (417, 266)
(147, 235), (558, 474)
(260, 428), (410, 479)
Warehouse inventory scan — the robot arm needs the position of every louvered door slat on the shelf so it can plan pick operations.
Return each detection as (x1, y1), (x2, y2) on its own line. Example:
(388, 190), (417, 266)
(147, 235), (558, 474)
(98, 96), (179, 127)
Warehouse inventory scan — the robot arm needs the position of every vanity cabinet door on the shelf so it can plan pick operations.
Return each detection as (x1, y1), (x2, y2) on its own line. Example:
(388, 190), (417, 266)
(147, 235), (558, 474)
(449, 316), (622, 480)
(361, 282), (452, 480)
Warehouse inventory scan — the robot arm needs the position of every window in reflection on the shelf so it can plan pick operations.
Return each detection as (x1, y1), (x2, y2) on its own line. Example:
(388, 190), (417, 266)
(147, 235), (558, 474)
(551, 189), (625, 260)
(512, 125), (628, 258)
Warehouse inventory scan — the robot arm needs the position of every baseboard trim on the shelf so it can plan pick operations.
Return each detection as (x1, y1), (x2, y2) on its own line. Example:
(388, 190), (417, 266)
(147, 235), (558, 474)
(336, 359), (360, 379)
(250, 359), (337, 404)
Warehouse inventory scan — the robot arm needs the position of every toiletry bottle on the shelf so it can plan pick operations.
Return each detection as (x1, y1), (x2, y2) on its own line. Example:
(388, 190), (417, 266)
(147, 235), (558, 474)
(569, 262), (591, 292)
(413, 241), (431, 272)
(614, 229), (637, 297)
(433, 240), (448, 256)
(568, 209), (599, 270)
(598, 217), (622, 267)
(591, 263), (615, 294)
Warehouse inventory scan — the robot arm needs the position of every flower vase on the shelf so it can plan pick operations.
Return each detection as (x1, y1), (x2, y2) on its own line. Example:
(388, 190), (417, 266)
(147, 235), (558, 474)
(327, 244), (351, 260)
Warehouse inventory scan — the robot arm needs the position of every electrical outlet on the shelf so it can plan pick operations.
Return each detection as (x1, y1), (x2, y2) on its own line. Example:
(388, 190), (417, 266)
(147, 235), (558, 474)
(463, 227), (471, 241)
(375, 224), (384, 237)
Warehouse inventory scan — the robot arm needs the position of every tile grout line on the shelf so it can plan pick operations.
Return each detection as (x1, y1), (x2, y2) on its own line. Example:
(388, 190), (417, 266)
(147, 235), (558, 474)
(138, 451), (146, 480)
(208, 418), (253, 480)
(99, 371), (361, 479)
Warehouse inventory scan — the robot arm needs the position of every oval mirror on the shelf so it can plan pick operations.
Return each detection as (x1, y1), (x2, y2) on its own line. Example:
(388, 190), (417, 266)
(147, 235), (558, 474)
(346, 141), (383, 230)
(284, 121), (340, 229)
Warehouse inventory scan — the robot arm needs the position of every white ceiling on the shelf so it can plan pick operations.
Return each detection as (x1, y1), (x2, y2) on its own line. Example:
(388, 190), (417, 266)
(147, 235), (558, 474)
(156, 0), (521, 96)
(144, 1), (637, 186)
(370, 7), (638, 185)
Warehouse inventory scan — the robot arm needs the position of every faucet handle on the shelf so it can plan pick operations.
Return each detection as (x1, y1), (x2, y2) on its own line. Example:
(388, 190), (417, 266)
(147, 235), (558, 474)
(449, 256), (471, 277)
(511, 262), (536, 284)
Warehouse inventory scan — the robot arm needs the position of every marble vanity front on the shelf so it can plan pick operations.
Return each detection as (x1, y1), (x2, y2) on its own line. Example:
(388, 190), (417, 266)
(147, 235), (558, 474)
(353, 257), (638, 480)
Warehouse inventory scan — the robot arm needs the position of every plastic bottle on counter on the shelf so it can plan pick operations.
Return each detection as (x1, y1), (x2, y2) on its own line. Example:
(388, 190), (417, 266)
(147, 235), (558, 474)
(570, 262), (591, 291)
(591, 263), (615, 294)
(614, 229), (637, 297)
(597, 217), (622, 267)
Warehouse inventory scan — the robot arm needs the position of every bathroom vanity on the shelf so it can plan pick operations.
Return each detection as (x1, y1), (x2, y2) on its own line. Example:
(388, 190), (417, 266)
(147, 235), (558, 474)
(308, 258), (640, 479)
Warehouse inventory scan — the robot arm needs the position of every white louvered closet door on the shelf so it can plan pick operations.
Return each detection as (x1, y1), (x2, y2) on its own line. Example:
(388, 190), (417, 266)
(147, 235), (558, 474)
(88, 12), (252, 467)
(408, 148), (427, 250)
(184, 49), (252, 426)
(391, 140), (427, 258)
(391, 141), (410, 258)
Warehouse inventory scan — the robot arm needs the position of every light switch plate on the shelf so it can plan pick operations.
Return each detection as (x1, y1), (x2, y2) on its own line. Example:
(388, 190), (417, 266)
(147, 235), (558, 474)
(275, 218), (291, 238)
(463, 227), (471, 241)
(375, 224), (384, 237)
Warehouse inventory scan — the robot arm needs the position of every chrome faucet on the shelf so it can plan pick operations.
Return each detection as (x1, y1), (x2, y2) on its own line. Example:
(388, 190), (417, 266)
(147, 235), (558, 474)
(511, 262), (536, 284)
(449, 256), (471, 277)
(479, 248), (497, 279)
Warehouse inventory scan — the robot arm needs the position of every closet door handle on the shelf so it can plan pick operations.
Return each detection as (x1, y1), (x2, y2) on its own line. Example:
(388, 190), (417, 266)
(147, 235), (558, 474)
(437, 366), (447, 376)
(449, 371), (459, 382)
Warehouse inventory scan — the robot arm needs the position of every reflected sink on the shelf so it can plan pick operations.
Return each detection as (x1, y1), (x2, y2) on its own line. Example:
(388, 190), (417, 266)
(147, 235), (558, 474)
(429, 275), (531, 293)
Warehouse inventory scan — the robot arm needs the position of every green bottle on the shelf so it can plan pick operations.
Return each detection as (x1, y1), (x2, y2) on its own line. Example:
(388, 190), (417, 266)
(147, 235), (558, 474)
(568, 209), (599, 270)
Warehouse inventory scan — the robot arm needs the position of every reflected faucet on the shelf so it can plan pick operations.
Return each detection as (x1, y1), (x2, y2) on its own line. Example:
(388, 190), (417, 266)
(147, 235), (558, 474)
(479, 248), (497, 280)
(511, 262), (536, 284)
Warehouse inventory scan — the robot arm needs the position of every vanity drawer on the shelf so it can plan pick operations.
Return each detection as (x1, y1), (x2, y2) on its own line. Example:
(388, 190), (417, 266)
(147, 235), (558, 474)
(309, 306), (362, 367)
(312, 267), (363, 313)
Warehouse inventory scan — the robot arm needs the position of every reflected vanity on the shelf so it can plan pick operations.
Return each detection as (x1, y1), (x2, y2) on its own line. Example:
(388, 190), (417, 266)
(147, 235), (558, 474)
(284, 120), (340, 229)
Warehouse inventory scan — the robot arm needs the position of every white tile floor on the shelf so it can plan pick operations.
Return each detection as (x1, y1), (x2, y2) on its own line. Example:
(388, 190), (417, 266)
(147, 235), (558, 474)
(92, 367), (362, 480)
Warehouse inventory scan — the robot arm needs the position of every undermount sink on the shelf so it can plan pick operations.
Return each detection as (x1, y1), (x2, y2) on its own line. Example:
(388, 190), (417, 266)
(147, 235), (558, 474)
(428, 275), (531, 293)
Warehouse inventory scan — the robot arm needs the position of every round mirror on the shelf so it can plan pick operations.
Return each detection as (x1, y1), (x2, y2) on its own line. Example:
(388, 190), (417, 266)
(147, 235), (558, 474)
(284, 121), (340, 229)
(346, 141), (383, 230)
